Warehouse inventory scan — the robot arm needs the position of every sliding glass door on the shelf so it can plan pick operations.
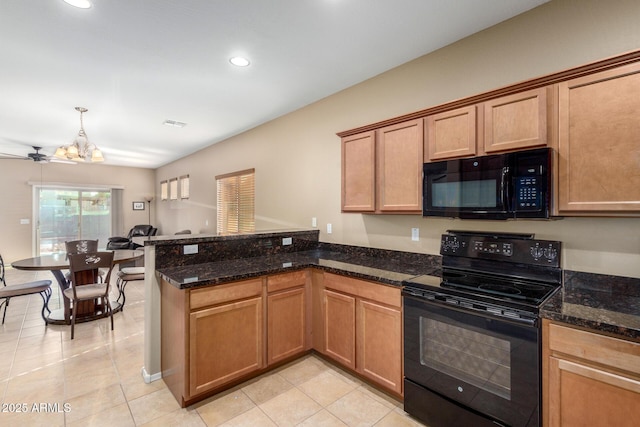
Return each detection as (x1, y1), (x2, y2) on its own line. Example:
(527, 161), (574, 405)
(37, 188), (112, 255)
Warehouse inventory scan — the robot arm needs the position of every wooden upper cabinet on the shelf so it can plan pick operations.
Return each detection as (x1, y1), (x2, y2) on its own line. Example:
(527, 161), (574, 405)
(484, 87), (549, 153)
(342, 131), (376, 212)
(425, 105), (477, 161)
(377, 119), (423, 213)
(557, 62), (640, 213)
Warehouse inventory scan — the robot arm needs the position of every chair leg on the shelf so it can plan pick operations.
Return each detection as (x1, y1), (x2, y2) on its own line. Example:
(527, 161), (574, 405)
(0, 298), (8, 325)
(120, 280), (128, 309)
(116, 277), (123, 308)
(70, 302), (77, 340)
(39, 288), (52, 324)
(105, 298), (114, 331)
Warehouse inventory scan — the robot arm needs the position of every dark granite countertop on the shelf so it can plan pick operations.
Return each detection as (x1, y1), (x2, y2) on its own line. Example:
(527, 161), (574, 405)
(541, 270), (640, 342)
(157, 248), (440, 289)
(134, 228), (318, 247)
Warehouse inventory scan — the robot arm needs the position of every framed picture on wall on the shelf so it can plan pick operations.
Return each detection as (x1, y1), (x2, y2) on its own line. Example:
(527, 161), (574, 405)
(132, 201), (145, 210)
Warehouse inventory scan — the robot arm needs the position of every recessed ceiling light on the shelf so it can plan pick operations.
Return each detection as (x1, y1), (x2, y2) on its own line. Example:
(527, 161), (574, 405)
(163, 120), (187, 128)
(229, 56), (250, 67)
(63, 0), (92, 9)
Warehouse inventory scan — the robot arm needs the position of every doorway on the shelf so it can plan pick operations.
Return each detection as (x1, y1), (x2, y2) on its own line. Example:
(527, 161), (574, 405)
(36, 188), (112, 255)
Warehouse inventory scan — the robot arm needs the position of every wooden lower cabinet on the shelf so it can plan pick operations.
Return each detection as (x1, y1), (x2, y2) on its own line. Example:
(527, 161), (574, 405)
(543, 319), (640, 426)
(267, 270), (310, 365)
(162, 277), (265, 406)
(162, 269), (403, 406)
(324, 289), (356, 369)
(322, 273), (403, 395)
(357, 298), (402, 394)
(189, 296), (263, 396)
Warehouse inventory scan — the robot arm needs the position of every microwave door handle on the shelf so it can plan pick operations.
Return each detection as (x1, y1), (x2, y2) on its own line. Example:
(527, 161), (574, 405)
(500, 166), (510, 210)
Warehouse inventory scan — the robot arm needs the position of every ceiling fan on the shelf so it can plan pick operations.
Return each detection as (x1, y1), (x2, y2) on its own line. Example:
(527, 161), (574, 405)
(0, 146), (73, 164)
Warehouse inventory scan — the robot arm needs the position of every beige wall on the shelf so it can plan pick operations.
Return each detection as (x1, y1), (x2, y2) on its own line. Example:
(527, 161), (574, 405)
(0, 160), (154, 263)
(155, 0), (640, 279)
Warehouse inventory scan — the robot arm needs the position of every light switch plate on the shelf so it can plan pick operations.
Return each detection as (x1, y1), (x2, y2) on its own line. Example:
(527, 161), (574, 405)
(411, 228), (419, 241)
(184, 244), (198, 255)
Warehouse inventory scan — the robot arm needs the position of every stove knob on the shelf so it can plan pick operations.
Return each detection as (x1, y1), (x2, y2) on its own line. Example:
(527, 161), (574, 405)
(530, 246), (544, 260)
(544, 247), (558, 262)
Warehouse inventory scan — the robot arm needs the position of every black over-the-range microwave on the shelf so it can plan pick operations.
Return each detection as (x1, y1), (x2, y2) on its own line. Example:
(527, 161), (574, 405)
(423, 147), (551, 220)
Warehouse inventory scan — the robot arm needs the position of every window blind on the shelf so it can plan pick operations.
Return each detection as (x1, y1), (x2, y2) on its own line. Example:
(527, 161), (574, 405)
(216, 168), (255, 234)
(169, 178), (178, 200)
(180, 175), (190, 199)
(160, 181), (168, 201)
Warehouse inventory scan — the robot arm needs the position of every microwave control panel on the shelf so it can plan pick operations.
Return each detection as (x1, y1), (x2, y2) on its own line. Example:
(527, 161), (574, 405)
(514, 176), (542, 211)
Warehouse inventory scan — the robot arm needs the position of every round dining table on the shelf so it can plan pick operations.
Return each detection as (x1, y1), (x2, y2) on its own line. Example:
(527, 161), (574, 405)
(11, 249), (144, 325)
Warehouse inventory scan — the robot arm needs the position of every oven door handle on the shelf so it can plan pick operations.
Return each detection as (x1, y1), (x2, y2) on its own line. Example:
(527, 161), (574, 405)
(403, 294), (538, 328)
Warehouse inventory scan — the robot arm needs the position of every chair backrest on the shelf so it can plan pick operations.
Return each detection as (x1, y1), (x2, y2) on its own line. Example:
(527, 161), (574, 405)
(67, 252), (115, 297)
(0, 254), (5, 287)
(128, 225), (153, 238)
(65, 239), (99, 257)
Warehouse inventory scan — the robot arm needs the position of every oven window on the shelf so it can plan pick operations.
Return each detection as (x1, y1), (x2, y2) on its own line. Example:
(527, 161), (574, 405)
(420, 317), (511, 399)
(432, 179), (497, 208)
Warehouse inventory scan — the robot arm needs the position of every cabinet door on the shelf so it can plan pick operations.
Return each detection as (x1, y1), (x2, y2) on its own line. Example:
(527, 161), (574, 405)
(557, 62), (640, 213)
(342, 131), (376, 212)
(268, 287), (306, 365)
(547, 356), (640, 427)
(484, 87), (548, 153)
(189, 297), (263, 397)
(357, 299), (402, 394)
(377, 119), (423, 212)
(323, 289), (356, 369)
(426, 105), (477, 160)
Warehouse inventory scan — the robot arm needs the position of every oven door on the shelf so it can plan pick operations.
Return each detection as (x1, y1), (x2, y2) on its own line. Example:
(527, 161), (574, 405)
(423, 153), (511, 219)
(404, 294), (540, 427)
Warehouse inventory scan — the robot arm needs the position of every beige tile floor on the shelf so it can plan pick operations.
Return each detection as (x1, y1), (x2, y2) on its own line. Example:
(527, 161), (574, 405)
(0, 267), (427, 426)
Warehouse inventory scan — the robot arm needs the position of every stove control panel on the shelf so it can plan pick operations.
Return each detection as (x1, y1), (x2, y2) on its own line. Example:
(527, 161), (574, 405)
(441, 232), (561, 267)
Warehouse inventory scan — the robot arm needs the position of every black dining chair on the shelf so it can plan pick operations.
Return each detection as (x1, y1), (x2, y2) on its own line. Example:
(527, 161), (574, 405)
(65, 251), (115, 339)
(65, 239), (102, 282)
(65, 239), (99, 255)
(0, 253), (52, 324)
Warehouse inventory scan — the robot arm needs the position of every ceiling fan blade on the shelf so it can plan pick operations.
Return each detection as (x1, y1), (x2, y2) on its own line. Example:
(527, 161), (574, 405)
(48, 157), (76, 165)
(0, 151), (30, 160)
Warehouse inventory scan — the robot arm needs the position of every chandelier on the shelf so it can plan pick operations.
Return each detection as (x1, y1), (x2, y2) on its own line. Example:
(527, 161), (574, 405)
(54, 107), (104, 162)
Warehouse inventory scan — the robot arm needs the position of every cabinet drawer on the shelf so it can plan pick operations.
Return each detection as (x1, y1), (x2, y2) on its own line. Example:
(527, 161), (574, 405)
(190, 278), (263, 310)
(267, 270), (306, 293)
(548, 322), (640, 376)
(324, 273), (400, 308)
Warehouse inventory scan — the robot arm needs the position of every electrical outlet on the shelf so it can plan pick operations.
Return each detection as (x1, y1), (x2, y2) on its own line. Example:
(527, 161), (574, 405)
(282, 237), (292, 245)
(327, 223), (332, 234)
(312, 217), (317, 227)
(411, 228), (420, 241)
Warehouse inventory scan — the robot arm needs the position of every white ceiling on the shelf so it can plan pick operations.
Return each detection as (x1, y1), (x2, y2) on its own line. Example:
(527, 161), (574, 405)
(0, 0), (548, 169)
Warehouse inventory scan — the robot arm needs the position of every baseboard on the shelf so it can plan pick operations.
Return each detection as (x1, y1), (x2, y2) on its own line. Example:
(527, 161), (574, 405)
(141, 366), (162, 384)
